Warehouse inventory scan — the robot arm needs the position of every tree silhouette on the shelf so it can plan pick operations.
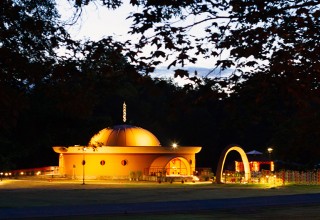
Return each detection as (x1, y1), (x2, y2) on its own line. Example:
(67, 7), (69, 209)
(0, 0), (74, 168)
(1, 0), (320, 171)
(72, 1), (320, 84)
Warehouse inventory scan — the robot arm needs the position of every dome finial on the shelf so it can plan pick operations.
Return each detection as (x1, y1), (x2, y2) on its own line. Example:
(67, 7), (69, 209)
(123, 101), (127, 123)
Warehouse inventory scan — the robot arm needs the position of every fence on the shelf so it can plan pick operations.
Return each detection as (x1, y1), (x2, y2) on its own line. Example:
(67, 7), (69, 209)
(276, 170), (320, 185)
(1, 166), (60, 178)
(222, 169), (320, 185)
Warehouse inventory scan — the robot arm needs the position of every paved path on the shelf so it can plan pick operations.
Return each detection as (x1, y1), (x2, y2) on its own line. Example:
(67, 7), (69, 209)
(1, 193), (320, 219)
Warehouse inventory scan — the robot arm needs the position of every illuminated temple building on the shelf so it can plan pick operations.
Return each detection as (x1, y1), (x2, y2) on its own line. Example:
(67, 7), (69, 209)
(53, 104), (202, 180)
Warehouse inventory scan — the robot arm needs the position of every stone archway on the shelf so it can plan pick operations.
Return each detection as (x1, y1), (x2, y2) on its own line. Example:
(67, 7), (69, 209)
(216, 145), (251, 183)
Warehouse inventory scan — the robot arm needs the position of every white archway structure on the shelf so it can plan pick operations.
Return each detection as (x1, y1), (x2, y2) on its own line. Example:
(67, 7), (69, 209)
(216, 145), (251, 183)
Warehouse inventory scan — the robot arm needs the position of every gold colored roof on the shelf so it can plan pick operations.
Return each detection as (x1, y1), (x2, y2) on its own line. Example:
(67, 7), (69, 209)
(53, 146), (202, 154)
(88, 124), (161, 147)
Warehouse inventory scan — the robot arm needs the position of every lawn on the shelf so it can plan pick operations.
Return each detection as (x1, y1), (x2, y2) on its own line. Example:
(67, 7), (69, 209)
(1, 179), (320, 219)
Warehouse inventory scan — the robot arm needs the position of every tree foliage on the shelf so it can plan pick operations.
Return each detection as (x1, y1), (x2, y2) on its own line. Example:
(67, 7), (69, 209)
(0, 0), (70, 131)
(1, 0), (320, 171)
(73, 0), (320, 84)
(0, 0), (73, 168)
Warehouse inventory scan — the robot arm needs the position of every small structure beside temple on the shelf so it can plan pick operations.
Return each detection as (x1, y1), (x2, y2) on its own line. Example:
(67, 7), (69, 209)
(235, 150), (274, 172)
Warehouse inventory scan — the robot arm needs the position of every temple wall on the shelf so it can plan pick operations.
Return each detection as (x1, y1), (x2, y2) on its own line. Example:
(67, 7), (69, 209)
(60, 153), (197, 179)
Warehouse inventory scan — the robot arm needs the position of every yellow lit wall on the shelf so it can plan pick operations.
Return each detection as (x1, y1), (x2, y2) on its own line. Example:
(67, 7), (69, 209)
(62, 153), (159, 178)
(58, 150), (198, 179)
(53, 123), (201, 180)
(270, 161), (274, 171)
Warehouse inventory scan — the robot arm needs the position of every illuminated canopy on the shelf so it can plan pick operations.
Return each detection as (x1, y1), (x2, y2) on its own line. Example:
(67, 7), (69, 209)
(88, 124), (161, 147)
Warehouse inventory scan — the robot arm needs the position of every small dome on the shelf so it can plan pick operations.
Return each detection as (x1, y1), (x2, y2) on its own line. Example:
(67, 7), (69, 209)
(89, 124), (161, 147)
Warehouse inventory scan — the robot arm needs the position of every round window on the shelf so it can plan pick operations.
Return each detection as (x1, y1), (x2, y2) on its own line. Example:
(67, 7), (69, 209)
(100, 160), (105, 166)
(121, 160), (128, 166)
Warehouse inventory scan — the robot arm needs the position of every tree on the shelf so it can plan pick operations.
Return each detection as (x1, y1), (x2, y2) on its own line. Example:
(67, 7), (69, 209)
(2, 0), (319, 170)
(220, 70), (320, 167)
(70, 1), (320, 83)
(0, 0), (71, 130)
(0, 0), (73, 168)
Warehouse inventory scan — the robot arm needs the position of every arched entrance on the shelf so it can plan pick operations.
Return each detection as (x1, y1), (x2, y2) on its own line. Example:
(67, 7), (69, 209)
(216, 145), (251, 183)
(149, 156), (191, 176)
(165, 157), (189, 176)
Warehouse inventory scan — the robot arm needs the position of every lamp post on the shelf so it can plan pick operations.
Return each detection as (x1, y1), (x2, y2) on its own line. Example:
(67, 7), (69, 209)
(267, 147), (274, 172)
(267, 147), (273, 160)
(82, 147), (86, 185)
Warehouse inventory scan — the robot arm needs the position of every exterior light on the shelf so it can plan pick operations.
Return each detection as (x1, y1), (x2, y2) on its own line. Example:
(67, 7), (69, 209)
(172, 143), (178, 149)
(267, 147), (273, 160)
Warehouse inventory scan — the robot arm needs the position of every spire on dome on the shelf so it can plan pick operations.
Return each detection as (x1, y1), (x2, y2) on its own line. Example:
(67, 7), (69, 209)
(123, 102), (127, 123)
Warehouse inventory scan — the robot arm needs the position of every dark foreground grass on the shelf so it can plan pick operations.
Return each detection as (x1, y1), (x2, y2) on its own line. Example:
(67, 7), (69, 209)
(1, 179), (320, 219)
(22, 205), (320, 220)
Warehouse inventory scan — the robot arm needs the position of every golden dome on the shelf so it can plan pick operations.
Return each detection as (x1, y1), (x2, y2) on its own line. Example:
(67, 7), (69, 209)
(89, 124), (161, 147)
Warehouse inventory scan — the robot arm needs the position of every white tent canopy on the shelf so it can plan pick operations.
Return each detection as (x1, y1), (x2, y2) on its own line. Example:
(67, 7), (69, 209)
(246, 150), (263, 155)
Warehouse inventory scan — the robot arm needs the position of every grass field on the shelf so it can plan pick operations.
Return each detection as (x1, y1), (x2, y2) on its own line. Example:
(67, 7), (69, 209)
(1, 179), (320, 219)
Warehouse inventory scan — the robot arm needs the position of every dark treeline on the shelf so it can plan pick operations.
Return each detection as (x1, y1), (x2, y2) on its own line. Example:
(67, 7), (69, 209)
(2, 51), (320, 170)
(1, 0), (320, 171)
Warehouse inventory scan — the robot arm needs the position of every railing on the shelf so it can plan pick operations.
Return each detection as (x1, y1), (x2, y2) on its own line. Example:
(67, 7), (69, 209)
(144, 167), (188, 176)
(1, 166), (59, 177)
(277, 170), (320, 185)
(220, 169), (320, 185)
